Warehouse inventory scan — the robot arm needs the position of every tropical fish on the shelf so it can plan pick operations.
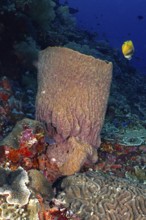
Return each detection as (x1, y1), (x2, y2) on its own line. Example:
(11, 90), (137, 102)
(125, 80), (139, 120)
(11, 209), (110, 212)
(122, 40), (134, 60)
(137, 15), (144, 20)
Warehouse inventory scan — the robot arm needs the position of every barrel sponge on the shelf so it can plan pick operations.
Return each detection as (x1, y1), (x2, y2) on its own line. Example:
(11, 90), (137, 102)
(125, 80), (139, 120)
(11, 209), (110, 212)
(36, 47), (112, 175)
(0, 167), (31, 206)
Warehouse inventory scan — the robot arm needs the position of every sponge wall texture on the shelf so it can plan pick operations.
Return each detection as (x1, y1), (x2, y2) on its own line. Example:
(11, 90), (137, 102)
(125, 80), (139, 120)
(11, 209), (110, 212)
(36, 47), (112, 175)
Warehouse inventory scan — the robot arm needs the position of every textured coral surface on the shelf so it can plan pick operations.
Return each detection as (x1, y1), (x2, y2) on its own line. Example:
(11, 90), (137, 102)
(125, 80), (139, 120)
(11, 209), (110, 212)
(28, 169), (54, 200)
(36, 47), (112, 175)
(57, 171), (146, 220)
(0, 167), (30, 206)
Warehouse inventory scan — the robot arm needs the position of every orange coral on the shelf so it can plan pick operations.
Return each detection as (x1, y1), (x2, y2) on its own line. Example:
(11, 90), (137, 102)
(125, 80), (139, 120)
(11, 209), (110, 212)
(6, 148), (20, 163)
(100, 141), (114, 153)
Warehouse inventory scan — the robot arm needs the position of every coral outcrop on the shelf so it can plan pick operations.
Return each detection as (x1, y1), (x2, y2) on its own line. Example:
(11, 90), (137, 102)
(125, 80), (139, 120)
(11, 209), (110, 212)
(0, 118), (44, 149)
(28, 169), (54, 201)
(57, 171), (146, 220)
(36, 47), (112, 175)
(0, 117), (62, 182)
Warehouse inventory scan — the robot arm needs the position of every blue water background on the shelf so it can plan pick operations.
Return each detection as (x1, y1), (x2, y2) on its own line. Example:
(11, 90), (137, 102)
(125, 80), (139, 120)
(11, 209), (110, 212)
(60, 0), (146, 74)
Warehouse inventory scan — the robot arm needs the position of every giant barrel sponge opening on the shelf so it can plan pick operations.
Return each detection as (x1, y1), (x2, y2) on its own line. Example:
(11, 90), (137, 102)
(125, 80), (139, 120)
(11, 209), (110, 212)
(35, 47), (113, 175)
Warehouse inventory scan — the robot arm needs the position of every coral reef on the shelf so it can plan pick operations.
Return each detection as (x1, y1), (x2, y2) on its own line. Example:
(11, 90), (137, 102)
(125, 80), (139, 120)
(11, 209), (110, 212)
(25, 0), (56, 31)
(65, 41), (106, 60)
(57, 171), (146, 220)
(102, 120), (146, 147)
(0, 0), (79, 79)
(36, 46), (113, 175)
(125, 165), (146, 184)
(0, 76), (13, 139)
(93, 139), (146, 179)
(56, 5), (76, 27)
(0, 76), (36, 141)
(2, 1), (146, 219)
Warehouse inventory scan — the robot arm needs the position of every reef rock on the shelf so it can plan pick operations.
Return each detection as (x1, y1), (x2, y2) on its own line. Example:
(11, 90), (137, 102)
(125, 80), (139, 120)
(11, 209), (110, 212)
(28, 169), (54, 201)
(36, 47), (112, 175)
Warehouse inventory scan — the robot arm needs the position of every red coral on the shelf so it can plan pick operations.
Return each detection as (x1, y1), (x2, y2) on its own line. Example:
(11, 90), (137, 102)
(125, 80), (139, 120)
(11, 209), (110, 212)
(19, 146), (33, 157)
(1, 124), (46, 171)
(46, 208), (69, 220)
(6, 148), (20, 163)
(38, 203), (79, 220)
(5, 146), (33, 164)
(0, 91), (10, 102)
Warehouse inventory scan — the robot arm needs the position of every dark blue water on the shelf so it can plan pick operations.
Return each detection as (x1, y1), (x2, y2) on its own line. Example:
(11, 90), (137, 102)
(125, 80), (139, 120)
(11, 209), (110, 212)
(60, 0), (146, 74)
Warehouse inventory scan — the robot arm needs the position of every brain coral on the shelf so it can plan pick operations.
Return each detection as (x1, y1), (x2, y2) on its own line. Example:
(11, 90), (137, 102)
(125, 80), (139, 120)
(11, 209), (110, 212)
(58, 171), (146, 220)
(36, 47), (112, 175)
(56, 171), (146, 220)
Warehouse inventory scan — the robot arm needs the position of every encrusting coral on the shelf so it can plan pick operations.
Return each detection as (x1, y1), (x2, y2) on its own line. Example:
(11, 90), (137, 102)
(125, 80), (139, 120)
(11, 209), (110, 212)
(0, 196), (30, 220)
(0, 118), (45, 149)
(36, 46), (113, 175)
(0, 166), (30, 206)
(0, 117), (62, 182)
(57, 170), (146, 220)
(0, 167), (41, 219)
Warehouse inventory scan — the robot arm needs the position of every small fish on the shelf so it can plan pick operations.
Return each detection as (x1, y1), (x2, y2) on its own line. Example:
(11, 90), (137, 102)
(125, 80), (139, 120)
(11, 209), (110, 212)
(122, 40), (134, 60)
(137, 15), (144, 20)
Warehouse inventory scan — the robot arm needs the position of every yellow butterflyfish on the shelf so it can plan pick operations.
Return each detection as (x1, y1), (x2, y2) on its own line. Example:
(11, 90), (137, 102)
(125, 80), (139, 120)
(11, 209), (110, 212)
(122, 40), (134, 60)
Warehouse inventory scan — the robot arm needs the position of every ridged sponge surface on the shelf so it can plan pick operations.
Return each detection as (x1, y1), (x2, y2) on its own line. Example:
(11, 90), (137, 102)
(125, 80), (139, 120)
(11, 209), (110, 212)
(36, 47), (112, 175)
